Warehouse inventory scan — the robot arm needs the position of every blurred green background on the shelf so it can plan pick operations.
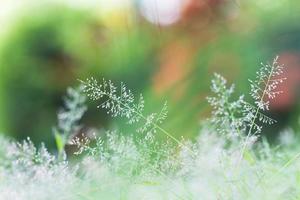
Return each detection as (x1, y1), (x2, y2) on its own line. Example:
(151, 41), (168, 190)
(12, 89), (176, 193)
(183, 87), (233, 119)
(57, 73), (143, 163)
(0, 0), (300, 149)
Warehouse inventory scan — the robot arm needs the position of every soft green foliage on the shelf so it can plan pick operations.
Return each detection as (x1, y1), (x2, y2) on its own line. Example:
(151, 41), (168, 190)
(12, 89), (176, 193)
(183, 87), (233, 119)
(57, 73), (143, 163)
(0, 57), (299, 199)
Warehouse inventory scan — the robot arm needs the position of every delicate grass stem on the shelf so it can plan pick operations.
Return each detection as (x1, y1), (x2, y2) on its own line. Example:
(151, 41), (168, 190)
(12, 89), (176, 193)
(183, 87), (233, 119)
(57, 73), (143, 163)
(239, 58), (276, 165)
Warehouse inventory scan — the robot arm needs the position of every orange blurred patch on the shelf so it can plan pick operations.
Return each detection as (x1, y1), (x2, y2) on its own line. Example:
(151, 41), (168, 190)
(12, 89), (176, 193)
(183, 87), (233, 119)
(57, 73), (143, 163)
(182, 0), (224, 19)
(153, 41), (193, 97)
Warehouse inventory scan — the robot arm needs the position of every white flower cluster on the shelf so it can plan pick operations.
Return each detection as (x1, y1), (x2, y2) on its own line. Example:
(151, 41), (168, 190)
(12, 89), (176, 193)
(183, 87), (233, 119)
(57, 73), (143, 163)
(81, 77), (168, 136)
(1, 137), (68, 179)
(208, 57), (285, 140)
(249, 56), (285, 111)
(0, 137), (74, 200)
(207, 73), (246, 139)
(245, 56), (285, 135)
(73, 131), (179, 177)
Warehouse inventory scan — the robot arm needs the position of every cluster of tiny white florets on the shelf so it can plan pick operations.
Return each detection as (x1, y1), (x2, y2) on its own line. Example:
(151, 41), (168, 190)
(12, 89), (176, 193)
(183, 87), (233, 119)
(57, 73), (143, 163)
(249, 56), (286, 110)
(0, 137), (77, 200)
(208, 56), (285, 140)
(73, 131), (179, 177)
(207, 73), (246, 139)
(80, 77), (168, 135)
(80, 78), (142, 120)
(3, 138), (67, 174)
(245, 56), (285, 135)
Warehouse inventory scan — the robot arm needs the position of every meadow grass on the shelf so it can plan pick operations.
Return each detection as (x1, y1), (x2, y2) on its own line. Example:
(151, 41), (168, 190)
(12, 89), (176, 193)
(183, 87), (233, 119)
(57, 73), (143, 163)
(0, 57), (299, 200)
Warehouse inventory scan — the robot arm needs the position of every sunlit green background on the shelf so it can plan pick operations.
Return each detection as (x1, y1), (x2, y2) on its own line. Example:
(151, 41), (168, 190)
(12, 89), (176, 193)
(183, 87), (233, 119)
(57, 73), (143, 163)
(0, 0), (300, 149)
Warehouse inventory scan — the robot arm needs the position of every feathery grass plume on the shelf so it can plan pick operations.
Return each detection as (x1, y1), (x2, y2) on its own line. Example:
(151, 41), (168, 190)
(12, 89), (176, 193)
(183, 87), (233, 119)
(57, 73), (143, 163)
(208, 56), (285, 149)
(246, 56), (285, 136)
(72, 131), (180, 178)
(239, 56), (285, 159)
(0, 137), (75, 200)
(207, 73), (246, 141)
(79, 78), (189, 149)
(2, 138), (67, 177)
(53, 86), (87, 158)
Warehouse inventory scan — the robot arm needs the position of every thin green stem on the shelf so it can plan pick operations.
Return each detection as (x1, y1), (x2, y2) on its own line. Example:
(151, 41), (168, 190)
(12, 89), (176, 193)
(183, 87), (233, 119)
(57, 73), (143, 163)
(277, 151), (300, 174)
(255, 150), (300, 187)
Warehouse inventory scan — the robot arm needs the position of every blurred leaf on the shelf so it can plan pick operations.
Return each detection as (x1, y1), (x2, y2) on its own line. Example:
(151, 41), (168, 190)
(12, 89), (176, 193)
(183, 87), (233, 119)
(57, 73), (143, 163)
(54, 129), (65, 155)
